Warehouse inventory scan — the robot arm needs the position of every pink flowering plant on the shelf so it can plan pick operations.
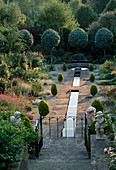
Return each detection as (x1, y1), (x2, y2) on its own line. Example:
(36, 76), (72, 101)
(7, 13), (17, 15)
(0, 94), (32, 112)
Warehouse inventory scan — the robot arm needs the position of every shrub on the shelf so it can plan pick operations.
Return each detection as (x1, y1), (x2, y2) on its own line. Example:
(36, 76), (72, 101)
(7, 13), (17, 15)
(62, 63), (67, 71)
(19, 54), (27, 70)
(31, 82), (44, 97)
(51, 83), (58, 96)
(89, 72), (95, 82)
(91, 99), (104, 112)
(90, 122), (96, 134)
(18, 29), (34, 49)
(12, 79), (18, 86)
(0, 62), (9, 79)
(89, 63), (94, 71)
(98, 80), (116, 85)
(11, 67), (30, 80)
(58, 73), (64, 82)
(90, 84), (98, 96)
(20, 112), (33, 129)
(13, 79), (32, 96)
(99, 60), (111, 74)
(69, 53), (87, 62)
(38, 100), (50, 116)
(0, 79), (6, 93)
(0, 120), (26, 169)
(105, 73), (114, 80)
(0, 112), (37, 169)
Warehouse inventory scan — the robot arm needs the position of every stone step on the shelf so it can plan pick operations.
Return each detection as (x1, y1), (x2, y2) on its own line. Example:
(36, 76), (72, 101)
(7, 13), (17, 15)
(28, 137), (91, 170)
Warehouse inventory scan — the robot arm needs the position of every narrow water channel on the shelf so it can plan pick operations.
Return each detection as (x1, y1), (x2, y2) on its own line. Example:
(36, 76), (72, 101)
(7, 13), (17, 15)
(62, 68), (80, 137)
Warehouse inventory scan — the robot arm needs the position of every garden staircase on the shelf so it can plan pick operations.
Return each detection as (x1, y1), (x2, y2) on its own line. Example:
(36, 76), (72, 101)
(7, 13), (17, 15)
(28, 116), (91, 170)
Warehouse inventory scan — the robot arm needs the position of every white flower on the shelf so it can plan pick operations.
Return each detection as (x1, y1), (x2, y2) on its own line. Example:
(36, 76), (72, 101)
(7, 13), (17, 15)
(14, 111), (21, 118)
(10, 116), (15, 122)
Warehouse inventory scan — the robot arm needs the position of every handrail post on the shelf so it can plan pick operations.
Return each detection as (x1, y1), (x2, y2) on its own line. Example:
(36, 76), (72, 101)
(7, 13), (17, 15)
(57, 117), (59, 137)
(40, 115), (43, 146)
(35, 126), (38, 158)
(81, 117), (83, 137)
(88, 125), (91, 159)
(85, 113), (87, 147)
(49, 117), (51, 138)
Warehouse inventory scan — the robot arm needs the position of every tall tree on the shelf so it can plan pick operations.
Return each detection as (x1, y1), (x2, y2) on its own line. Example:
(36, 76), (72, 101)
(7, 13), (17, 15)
(0, 2), (26, 26)
(41, 29), (60, 66)
(104, 0), (116, 13)
(75, 4), (98, 30)
(35, 0), (79, 32)
(95, 28), (113, 57)
(86, 0), (110, 14)
(68, 0), (82, 15)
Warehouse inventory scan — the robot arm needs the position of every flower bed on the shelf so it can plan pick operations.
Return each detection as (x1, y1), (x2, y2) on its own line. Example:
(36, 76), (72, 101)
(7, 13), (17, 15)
(0, 94), (32, 112)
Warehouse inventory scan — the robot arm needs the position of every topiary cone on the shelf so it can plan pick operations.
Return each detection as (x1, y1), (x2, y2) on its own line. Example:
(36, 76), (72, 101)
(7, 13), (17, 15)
(62, 63), (67, 71)
(38, 100), (50, 116)
(90, 84), (98, 96)
(58, 73), (64, 82)
(89, 72), (95, 82)
(89, 63), (94, 71)
(51, 83), (58, 96)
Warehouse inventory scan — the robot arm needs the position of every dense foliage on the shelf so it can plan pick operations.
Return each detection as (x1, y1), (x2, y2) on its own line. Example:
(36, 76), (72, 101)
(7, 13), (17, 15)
(68, 0), (82, 15)
(68, 28), (88, 53)
(86, 0), (110, 14)
(35, 0), (78, 31)
(0, 111), (37, 169)
(104, 0), (116, 12)
(75, 4), (98, 30)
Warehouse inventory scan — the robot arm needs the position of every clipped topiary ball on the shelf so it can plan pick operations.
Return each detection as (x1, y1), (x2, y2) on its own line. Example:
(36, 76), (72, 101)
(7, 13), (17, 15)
(89, 72), (95, 82)
(51, 83), (58, 96)
(89, 63), (94, 71)
(38, 100), (50, 116)
(58, 73), (64, 82)
(90, 84), (98, 96)
(91, 99), (104, 112)
(62, 63), (67, 71)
